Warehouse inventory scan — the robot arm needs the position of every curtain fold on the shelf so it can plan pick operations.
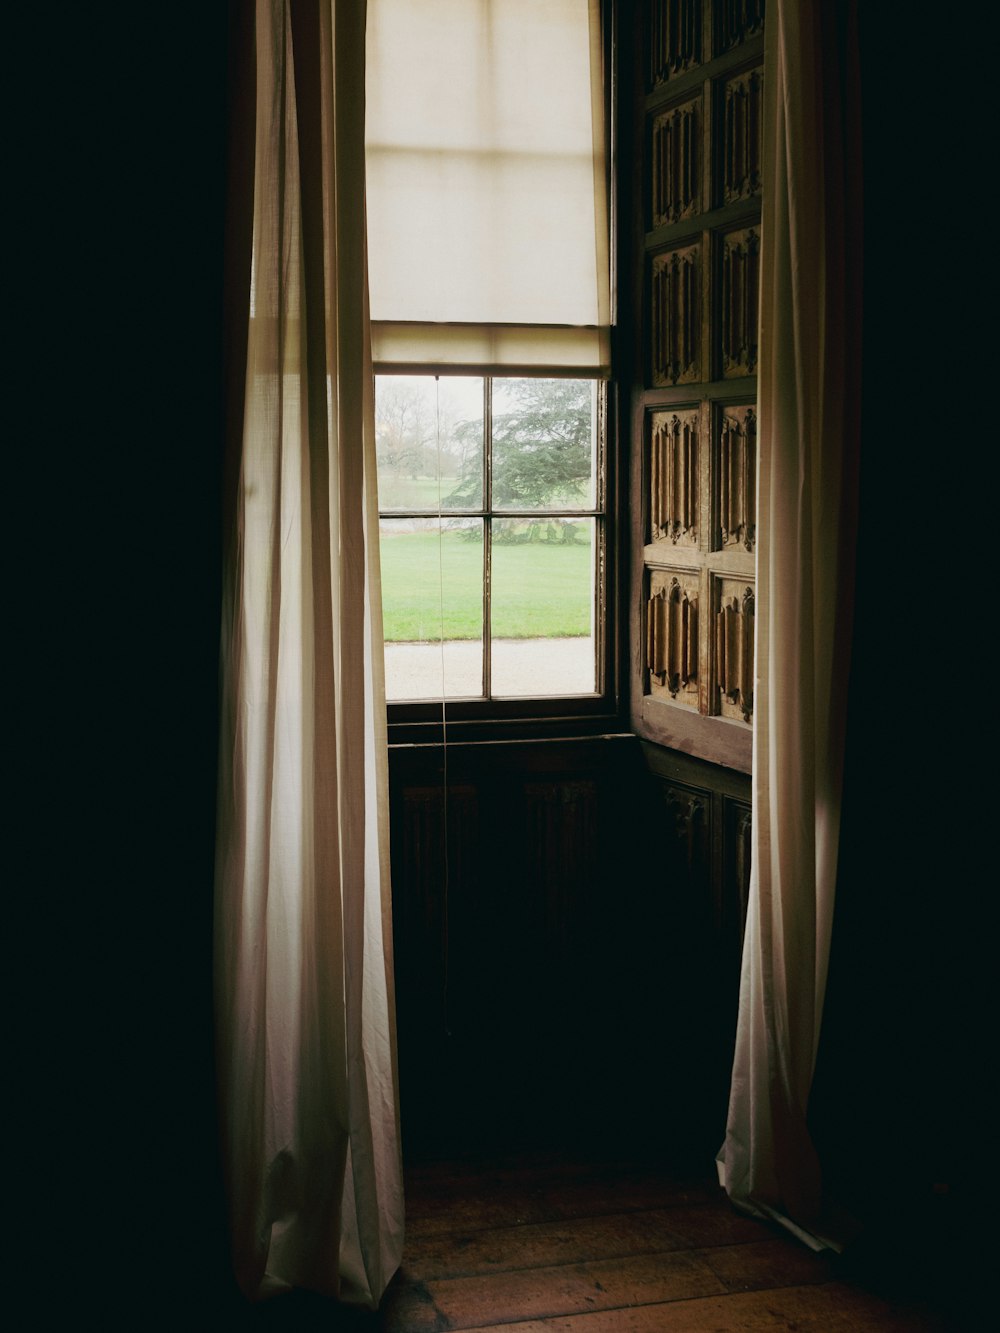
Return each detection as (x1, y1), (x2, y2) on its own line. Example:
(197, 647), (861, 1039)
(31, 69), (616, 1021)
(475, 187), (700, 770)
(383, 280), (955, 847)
(215, 0), (403, 1305)
(717, 0), (861, 1250)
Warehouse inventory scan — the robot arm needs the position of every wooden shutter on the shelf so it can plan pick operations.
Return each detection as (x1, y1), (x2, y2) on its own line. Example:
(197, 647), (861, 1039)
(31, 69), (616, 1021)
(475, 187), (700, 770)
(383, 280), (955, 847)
(627, 0), (764, 771)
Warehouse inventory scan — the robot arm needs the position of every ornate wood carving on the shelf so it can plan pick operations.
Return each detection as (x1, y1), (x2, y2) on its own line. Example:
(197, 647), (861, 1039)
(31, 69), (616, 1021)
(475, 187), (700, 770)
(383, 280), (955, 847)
(646, 571), (699, 703)
(632, 0), (765, 762)
(714, 582), (754, 721)
(650, 0), (702, 87)
(720, 227), (760, 378)
(716, 0), (765, 53)
(722, 67), (763, 204)
(717, 405), (756, 551)
(650, 410), (699, 546)
(651, 244), (701, 386)
(660, 782), (710, 882)
(652, 98), (701, 227)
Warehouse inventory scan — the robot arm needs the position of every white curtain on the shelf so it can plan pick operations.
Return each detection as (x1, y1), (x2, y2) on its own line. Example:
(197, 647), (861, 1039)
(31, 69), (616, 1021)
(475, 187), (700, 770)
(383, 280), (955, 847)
(215, 0), (403, 1305)
(717, 0), (861, 1250)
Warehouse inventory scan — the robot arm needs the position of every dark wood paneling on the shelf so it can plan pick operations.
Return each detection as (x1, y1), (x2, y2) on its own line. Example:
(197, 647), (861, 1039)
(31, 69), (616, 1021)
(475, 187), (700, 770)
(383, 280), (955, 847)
(389, 738), (649, 1156)
(630, 3), (762, 766)
(389, 735), (751, 1163)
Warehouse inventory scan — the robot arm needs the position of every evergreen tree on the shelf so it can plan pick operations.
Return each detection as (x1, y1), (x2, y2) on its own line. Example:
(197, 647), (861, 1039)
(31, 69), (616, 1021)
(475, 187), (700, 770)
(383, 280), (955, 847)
(446, 380), (592, 519)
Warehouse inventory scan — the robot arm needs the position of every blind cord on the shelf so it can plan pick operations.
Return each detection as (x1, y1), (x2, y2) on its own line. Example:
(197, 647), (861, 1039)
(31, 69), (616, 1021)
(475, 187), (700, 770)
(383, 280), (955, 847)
(434, 375), (452, 1039)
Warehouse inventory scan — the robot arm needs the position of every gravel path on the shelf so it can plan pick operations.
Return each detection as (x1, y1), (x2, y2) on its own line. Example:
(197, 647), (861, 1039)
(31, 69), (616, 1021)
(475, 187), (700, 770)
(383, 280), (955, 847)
(384, 637), (595, 700)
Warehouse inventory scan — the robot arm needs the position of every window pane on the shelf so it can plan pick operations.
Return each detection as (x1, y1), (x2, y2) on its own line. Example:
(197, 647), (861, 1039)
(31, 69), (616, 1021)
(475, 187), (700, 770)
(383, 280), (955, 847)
(491, 379), (597, 511)
(375, 375), (484, 511)
(380, 517), (484, 700)
(490, 517), (596, 697)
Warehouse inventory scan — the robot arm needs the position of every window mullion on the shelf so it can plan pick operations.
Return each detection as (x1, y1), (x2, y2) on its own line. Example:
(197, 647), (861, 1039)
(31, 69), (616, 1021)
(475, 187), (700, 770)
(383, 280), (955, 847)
(483, 376), (493, 701)
(595, 384), (607, 695)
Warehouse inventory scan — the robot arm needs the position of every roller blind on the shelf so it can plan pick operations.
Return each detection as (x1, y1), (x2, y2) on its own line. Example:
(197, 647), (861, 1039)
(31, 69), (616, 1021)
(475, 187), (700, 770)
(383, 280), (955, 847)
(365, 0), (610, 374)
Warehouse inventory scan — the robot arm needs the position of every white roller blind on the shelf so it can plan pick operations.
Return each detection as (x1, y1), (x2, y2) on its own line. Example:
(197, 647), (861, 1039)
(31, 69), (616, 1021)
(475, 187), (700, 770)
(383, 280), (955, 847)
(366, 0), (610, 374)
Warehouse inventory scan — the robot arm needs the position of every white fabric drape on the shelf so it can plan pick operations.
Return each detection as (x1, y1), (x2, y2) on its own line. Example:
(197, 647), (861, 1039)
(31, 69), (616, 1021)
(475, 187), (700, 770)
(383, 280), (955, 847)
(717, 0), (861, 1250)
(215, 0), (403, 1305)
(365, 0), (610, 374)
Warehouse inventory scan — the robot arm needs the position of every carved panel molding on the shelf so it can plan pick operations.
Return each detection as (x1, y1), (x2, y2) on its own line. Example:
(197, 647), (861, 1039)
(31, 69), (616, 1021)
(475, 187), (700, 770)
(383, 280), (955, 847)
(721, 795), (752, 955)
(652, 98), (701, 227)
(524, 780), (599, 949)
(714, 581), (754, 721)
(717, 405), (756, 551)
(720, 227), (760, 377)
(660, 780), (711, 883)
(733, 803), (752, 931)
(715, 0), (765, 53)
(651, 409), (699, 546)
(650, 0), (702, 88)
(722, 66), (763, 205)
(394, 783), (480, 1022)
(632, 2), (763, 764)
(651, 244), (701, 386)
(646, 571), (699, 705)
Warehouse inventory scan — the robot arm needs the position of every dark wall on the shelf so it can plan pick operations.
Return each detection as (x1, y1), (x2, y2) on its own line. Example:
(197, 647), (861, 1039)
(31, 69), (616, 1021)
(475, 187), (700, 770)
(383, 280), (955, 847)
(30, 5), (240, 1322)
(808, 3), (988, 1309)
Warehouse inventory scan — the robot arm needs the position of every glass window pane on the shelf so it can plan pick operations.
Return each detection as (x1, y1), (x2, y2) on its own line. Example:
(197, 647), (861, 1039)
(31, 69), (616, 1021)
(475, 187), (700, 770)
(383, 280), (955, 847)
(490, 517), (596, 697)
(379, 517), (484, 700)
(491, 378), (597, 511)
(375, 375), (484, 511)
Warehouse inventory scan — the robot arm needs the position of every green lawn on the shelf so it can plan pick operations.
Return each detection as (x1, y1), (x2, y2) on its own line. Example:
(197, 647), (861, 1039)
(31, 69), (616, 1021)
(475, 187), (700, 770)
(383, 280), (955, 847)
(376, 474), (465, 510)
(376, 474), (591, 511)
(379, 527), (592, 641)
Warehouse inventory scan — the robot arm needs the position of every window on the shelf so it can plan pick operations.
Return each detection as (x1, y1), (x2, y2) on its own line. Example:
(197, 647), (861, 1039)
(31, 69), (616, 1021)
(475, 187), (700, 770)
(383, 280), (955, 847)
(376, 374), (605, 704)
(365, 0), (614, 724)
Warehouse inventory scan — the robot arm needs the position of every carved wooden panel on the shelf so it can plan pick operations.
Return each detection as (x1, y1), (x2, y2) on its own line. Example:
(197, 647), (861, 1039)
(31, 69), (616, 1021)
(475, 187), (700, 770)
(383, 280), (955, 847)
(716, 404), (756, 551)
(631, 2), (763, 765)
(659, 780), (712, 890)
(650, 0), (702, 88)
(650, 409), (699, 547)
(720, 226), (760, 378)
(652, 97), (701, 228)
(651, 244), (701, 386)
(389, 739), (659, 1155)
(721, 66), (763, 205)
(715, 0), (765, 53)
(713, 578), (754, 721)
(729, 800), (752, 941)
(646, 569), (699, 706)
(392, 783), (480, 1046)
(524, 780), (599, 953)
(395, 783), (478, 924)
(720, 795), (752, 984)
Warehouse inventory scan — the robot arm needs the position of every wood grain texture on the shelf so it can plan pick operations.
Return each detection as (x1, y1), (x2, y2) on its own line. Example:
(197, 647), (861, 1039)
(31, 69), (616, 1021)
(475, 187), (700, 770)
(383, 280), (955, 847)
(404, 1211), (692, 1281)
(631, 2), (759, 765)
(413, 1250), (728, 1328)
(376, 1154), (950, 1333)
(467, 1280), (946, 1331)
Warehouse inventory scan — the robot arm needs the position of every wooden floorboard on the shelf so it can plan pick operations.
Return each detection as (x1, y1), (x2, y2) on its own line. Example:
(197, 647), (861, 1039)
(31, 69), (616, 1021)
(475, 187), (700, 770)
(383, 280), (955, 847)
(464, 1282), (947, 1331)
(240, 1153), (960, 1330)
(375, 1155), (956, 1333)
(405, 1211), (678, 1281)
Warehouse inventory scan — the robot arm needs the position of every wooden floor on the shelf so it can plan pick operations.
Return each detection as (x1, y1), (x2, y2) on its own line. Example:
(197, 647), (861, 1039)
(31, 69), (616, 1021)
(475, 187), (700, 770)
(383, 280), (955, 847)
(248, 1152), (965, 1330)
